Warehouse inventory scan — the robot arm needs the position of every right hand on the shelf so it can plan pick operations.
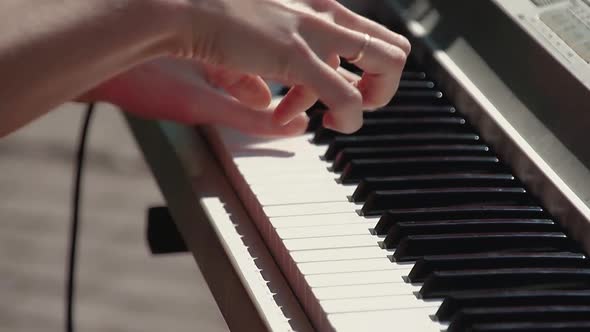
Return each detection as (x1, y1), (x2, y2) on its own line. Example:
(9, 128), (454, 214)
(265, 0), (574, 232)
(166, 0), (410, 133)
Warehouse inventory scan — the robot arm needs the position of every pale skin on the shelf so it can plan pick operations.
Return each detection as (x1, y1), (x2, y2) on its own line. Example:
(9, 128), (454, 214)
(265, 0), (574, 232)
(0, 0), (410, 138)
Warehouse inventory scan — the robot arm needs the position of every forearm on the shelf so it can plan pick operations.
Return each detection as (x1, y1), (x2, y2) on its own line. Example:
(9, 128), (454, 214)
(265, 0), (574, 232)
(0, 0), (181, 136)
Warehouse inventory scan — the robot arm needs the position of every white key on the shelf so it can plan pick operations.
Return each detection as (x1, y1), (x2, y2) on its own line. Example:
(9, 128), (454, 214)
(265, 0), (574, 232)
(291, 247), (388, 263)
(297, 258), (405, 275)
(284, 235), (378, 251)
(305, 270), (407, 288)
(327, 307), (444, 332)
(250, 182), (352, 196)
(210, 128), (444, 332)
(256, 192), (349, 206)
(244, 172), (336, 185)
(264, 202), (358, 217)
(312, 283), (418, 300)
(276, 223), (376, 239)
(321, 295), (438, 313)
(270, 213), (377, 228)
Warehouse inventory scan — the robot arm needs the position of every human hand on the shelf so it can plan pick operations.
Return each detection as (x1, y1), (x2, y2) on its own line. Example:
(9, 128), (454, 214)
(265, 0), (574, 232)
(168, 0), (410, 133)
(81, 57), (309, 137)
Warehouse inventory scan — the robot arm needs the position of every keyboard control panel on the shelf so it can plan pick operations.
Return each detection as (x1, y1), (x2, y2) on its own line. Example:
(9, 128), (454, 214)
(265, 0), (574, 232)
(540, 0), (590, 63)
(496, 0), (590, 88)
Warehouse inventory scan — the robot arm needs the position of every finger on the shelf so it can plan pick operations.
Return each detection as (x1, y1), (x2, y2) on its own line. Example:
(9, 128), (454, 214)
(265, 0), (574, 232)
(297, 58), (363, 133)
(285, 36), (363, 134)
(273, 85), (318, 125)
(337, 67), (361, 83)
(223, 74), (272, 110)
(203, 66), (272, 109)
(205, 88), (309, 137)
(352, 36), (406, 110)
(308, 24), (407, 110)
(273, 55), (340, 126)
(324, 1), (411, 55)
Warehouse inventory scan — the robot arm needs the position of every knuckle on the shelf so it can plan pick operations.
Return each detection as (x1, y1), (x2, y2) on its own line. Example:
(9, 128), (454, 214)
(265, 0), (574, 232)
(385, 45), (407, 68)
(342, 87), (363, 108)
(309, 0), (333, 11)
(382, 82), (401, 106)
(327, 54), (340, 69)
(292, 36), (313, 57)
(361, 81), (394, 109)
(298, 10), (323, 28)
(366, 92), (390, 110)
(397, 35), (412, 55)
(282, 33), (312, 61)
(342, 112), (364, 134)
(290, 86), (306, 100)
(275, 35), (308, 80)
(275, 51), (292, 79)
(373, 96), (391, 109)
(298, 8), (336, 33)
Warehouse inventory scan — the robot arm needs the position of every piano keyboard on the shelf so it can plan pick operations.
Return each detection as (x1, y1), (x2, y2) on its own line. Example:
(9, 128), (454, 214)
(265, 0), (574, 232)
(125, 1), (590, 330)
(204, 64), (590, 332)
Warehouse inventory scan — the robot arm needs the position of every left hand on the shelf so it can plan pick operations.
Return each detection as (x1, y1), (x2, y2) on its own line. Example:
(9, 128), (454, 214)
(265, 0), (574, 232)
(79, 57), (309, 137)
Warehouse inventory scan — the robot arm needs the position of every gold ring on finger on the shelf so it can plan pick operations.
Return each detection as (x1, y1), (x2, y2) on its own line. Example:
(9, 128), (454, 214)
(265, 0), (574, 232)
(349, 33), (371, 64)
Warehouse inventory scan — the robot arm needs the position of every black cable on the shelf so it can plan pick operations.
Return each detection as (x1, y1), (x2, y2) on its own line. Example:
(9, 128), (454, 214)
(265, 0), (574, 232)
(66, 103), (95, 332)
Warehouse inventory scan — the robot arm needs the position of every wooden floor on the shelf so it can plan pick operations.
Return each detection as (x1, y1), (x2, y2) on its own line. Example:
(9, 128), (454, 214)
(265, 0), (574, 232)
(0, 103), (230, 332)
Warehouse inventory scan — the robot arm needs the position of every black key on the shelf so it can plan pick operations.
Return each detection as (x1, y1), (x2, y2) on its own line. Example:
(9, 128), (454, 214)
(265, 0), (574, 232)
(390, 90), (446, 105)
(364, 105), (457, 119)
(374, 206), (547, 235)
(352, 173), (517, 203)
(306, 109), (325, 132)
(401, 71), (427, 80)
(437, 290), (590, 322)
(332, 145), (492, 172)
(420, 268), (590, 299)
(341, 58), (426, 76)
(341, 61), (427, 78)
(313, 117), (471, 144)
(398, 80), (435, 89)
(437, 290), (590, 321)
(340, 59), (360, 73)
(469, 321), (590, 332)
(306, 104), (450, 131)
(362, 187), (531, 216)
(323, 133), (481, 159)
(448, 306), (590, 332)
(385, 219), (559, 249)
(394, 233), (575, 262)
(408, 252), (587, 283)
(341, 156), (505, 184)
(309, 98), (448, 120)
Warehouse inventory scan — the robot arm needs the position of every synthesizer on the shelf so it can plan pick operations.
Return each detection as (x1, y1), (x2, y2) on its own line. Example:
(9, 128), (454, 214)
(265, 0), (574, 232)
(129, 0), (590, 331)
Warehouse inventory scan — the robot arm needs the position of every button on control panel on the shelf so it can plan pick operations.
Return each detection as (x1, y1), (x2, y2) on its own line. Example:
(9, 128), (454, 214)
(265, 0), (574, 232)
(497, 0), (590, 88)
(541, 0), (590, 63)
(531, 0), (568, 7)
